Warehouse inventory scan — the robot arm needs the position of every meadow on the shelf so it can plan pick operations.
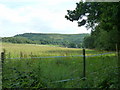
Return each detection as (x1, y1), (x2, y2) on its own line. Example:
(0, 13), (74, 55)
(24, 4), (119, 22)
(1, 43), (119, 88)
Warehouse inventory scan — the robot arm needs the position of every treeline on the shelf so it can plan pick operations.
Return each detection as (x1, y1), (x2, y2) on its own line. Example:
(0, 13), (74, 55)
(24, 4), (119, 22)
(2, 33), (89, 48)
(65, 2), (120, 51)
(2, 37), (39, 44)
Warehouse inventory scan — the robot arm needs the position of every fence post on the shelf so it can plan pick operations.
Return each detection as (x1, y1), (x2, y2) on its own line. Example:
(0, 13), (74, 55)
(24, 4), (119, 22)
(83, 48), (86, 80)
(20, 52), (23, 58)
(116, 44), (118, 58)
(1, 52), (5, 64)
(118, 48), (120, 89)
(31, 52), (33, 59)
(8, 52), (11, 58)
(116, 44), (120, 89)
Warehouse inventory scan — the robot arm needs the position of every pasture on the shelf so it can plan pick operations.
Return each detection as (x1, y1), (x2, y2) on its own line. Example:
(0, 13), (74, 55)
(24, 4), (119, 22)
(1, 43), (118, 88)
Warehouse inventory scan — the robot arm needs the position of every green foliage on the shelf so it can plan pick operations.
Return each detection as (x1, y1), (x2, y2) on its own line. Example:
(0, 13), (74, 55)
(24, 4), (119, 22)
(2, 43), (118, 89)
(83, 36), (94, 49)
(2, 37), (39, 44)
(65, 2), (120, 50)
(3, 52), (118, 88)
(2, 33), (89, 48)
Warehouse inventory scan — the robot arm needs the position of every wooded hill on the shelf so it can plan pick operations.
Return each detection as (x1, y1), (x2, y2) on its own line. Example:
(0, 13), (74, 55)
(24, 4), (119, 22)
(2, 33), (89, 48)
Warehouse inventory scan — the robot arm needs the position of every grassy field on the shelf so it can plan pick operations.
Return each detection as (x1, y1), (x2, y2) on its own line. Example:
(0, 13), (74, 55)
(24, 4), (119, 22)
(1, 43), (119, 88)
(2, 43), (110, 58)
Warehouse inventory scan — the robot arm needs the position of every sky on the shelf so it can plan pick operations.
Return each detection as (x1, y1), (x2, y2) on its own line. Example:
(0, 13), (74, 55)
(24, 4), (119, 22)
(0, 0), (91, 37)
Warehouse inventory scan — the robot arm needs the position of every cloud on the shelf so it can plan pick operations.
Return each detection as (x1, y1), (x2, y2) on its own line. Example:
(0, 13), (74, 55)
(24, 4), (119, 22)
(0, 4), (31, 23)
(0, 0), (90, 37)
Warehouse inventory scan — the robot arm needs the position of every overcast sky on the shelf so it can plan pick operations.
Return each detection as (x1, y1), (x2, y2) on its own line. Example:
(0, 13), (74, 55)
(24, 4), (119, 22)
(0, 0), (91, 37)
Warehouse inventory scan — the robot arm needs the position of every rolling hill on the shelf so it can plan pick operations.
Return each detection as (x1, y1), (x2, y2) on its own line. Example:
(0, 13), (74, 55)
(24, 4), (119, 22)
(2, 33), (89, 48)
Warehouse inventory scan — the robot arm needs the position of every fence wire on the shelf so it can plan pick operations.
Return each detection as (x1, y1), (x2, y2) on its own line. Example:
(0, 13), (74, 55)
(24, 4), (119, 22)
(1, 51), (117, 84)
(50, 66), (119, 83)
(2, 52), (114, 60)
(51, 77), (86, 83)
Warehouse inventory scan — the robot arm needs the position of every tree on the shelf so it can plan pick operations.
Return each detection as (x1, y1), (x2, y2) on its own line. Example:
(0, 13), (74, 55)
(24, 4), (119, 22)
(65, 2), (120, 50)
(83, 36), (94, 49)
(68, 43), (76, 48)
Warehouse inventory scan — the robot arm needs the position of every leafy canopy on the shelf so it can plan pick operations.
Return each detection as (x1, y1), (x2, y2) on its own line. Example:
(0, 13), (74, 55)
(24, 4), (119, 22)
(65, 2), (120, 50)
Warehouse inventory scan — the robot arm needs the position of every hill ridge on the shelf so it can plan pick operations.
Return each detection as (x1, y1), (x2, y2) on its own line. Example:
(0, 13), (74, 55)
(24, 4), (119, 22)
(2, 33), (90, 48)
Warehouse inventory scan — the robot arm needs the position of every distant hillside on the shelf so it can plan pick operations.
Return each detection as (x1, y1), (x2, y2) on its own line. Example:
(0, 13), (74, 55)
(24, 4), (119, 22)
(2, 33), (89, 48)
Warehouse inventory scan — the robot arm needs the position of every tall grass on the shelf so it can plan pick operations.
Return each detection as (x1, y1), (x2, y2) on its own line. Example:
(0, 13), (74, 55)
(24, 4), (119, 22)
(2, 43), (109, 58)
(2, 43), (118, 88)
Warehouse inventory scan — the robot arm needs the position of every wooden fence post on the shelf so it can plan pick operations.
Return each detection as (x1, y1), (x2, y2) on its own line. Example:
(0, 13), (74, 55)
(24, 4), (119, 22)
(8, 52), (11, 58)
(1, 52), (5, 64)
(116, 44), (118, 58)
(83, 48), (86, 80)
(31, 52), (33, 59)
(20, 52), (23, 58)
(118, 49), (120, 89)
(116, 44), (120, 89)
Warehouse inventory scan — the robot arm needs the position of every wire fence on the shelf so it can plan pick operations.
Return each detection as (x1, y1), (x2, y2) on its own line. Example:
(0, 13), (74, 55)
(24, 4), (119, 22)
(1, 52), (114, 60)
(50, 66), (119, 83)
(1, 50), (118, 85)
(51, 77), (86, 83)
